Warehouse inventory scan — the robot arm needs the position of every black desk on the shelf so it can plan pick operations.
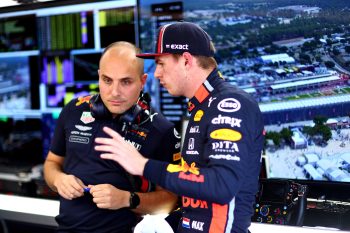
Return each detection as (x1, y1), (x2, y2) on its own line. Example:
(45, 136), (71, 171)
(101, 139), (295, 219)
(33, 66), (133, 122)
(0, 194), (348, 233)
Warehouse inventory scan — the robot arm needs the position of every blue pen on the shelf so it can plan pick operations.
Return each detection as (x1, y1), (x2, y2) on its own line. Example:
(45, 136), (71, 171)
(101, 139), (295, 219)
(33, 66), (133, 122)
(84, 187), (91, 192)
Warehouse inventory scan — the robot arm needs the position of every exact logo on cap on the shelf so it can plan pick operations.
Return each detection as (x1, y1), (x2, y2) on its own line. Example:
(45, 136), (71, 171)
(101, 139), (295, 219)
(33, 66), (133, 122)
(166, 44), (189, 50)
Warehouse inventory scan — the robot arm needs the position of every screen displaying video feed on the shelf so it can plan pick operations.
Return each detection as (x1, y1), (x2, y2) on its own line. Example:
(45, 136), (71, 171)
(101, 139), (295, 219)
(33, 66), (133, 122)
(40, 51), (73, 84)
(72, 51), (101, 82)
(37, 11), (95, 51)
(99, 6), (136, 47)
(46, 83), (99, 108)
(0, 117), (44, 165)
(139, 0), (350, 184)
(0, 56), (32, 112)
(0, 14), (37, 52)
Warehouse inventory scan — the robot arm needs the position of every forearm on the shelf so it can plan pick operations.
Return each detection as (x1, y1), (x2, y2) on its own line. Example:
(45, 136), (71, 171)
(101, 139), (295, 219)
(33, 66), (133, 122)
(43, 160), (64, 192)
(134, 188), (178, 215)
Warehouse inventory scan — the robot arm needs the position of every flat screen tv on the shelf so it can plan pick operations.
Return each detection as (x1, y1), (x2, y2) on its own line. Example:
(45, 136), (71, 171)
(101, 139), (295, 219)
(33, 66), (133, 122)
(139, 0), (350, 201)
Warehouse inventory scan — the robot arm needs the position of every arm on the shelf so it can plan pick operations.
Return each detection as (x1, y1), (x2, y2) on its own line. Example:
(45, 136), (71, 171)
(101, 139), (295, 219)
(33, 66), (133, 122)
(90, 184), (177, 214)
(96, 94), (264, 204)
(134, 186), (178, 215)
(43, 151), (86, 200)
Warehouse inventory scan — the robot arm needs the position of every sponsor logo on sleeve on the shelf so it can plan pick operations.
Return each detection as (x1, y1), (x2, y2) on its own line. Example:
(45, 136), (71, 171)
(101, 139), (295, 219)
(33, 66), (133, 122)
(167, 158), (199, 174)
(167, 158), (204, 183)
(217, 98), (241, 112)
(179, 172), (204, 182)
(210, 129), (242, 141)
(80, 112), (95, 124)
(193, 110), (204, 122)
(211, 115), (242, 128)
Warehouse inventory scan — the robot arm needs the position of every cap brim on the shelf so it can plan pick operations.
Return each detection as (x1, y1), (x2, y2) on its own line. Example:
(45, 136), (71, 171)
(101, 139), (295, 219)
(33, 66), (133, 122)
(136, 53), (171, 59)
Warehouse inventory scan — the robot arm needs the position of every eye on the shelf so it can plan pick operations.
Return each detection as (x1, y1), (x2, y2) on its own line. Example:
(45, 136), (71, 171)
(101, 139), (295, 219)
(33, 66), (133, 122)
(103, 77), (112, 84)
(121, 78), (132, 86)
(123, 80), (130, 85)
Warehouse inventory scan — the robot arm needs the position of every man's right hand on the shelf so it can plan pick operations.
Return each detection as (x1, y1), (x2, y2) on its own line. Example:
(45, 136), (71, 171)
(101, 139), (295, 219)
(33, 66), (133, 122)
(54, 173), (86, 200)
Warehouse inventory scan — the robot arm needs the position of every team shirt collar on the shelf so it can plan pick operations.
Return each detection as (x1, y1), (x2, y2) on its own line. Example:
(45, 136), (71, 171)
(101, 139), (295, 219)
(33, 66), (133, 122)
(187, 68), (223, 113)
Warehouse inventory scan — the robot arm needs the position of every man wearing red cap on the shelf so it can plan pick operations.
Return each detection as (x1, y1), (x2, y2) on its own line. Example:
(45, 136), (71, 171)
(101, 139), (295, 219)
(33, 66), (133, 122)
(95, 22), (265, 233)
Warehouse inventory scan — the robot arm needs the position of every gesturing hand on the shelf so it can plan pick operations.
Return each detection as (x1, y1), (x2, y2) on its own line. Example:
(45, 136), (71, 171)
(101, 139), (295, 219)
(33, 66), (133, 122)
(95, 126), (148, 176)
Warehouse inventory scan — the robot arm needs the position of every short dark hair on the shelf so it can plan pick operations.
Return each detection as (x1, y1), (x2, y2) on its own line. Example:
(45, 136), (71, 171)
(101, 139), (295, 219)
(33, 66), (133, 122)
(195, 56), (217, 70)
(172, 52), (217, 70)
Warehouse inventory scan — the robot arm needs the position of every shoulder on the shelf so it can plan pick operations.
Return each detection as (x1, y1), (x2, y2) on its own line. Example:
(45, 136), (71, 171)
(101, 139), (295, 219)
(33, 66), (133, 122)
(146, 110), (177, 133)
(212, 84), (260, 112)
(59, 95), (92, 117)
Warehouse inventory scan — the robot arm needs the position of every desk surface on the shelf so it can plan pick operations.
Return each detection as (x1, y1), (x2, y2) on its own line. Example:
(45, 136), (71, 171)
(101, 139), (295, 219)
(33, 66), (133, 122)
(0, 194), (349, 232)
(0, 194), (59, 226)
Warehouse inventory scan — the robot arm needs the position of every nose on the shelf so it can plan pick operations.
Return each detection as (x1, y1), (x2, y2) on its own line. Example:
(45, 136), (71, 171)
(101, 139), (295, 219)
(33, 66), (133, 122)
(154, 65), (161, 79)
(111, 82), (121, 96)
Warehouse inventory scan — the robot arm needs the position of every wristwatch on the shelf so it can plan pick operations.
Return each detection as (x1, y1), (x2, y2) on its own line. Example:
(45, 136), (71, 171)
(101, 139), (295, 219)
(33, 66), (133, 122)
(129, 192), (140, 209)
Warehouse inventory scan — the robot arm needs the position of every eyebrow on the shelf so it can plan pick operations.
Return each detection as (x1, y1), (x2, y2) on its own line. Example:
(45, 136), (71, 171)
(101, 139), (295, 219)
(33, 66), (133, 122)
(100, 74), (134, 81)
(100, 74), (112, 79)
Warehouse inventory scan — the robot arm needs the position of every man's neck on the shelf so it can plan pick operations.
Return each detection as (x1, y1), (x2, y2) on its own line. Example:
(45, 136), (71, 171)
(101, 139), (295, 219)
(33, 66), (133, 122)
(185, 67), (214, 99)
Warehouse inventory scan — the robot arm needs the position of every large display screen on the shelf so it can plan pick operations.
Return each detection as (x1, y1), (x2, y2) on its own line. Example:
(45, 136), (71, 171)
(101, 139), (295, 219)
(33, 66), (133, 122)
(0, 0), (138, 174)
(0, 0), (137, 113)
(138, 0), (350, 194)
(0, 14), (37, 52)
(0, 53), (40, 116)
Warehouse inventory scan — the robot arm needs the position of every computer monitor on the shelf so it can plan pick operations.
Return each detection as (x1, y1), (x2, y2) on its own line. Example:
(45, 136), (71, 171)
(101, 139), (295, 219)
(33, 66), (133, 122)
(46, 83), (99, 108)
(0, 54), (40, 116)
(0, 14), (37, 52)
(72, 51), (101, 83)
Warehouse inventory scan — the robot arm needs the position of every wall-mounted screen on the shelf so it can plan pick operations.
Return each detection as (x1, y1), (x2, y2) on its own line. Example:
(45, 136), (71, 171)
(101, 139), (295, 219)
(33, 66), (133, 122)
(0, 14), (37, 52)
(0, 53), (40, 116)
(72, 51), (101, 82)
(46, 83), (99, 108)
(0, 0), (137, 115)
(139, 0), (350, 201)
(40, 50), (73, 84)
(99, 6), (136, 47)
(37, 11), (95, 51)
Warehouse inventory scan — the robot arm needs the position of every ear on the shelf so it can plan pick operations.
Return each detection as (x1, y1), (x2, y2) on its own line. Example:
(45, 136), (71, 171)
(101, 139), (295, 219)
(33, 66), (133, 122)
(141, 73), (148, 89)
(182, 52), (193, 68)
